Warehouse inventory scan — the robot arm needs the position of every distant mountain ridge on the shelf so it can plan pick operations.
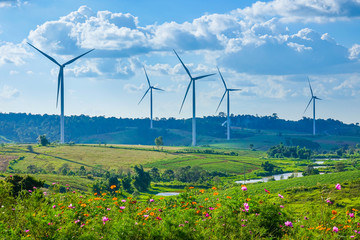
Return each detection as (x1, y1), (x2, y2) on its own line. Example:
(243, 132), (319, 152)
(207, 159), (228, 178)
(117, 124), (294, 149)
(0, 112), (359, 144)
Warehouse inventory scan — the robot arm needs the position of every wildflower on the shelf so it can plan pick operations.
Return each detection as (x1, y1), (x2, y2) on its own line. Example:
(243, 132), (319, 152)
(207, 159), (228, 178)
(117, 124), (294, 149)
(244, 203), (249, 212)
(326, 199), (333, 204)
(81, 224), (85, 228)
(156, 217), (162, 220)
(189, 187), (194, 189)
(280, 205), (284, 208)
(205, 213), (210, 217)
(213, 192), (219, 196)
(43, 192), (47, 196)
(264, 188), (270, 194)
(52, 205), (56, 209)
(304, 216), (309, 220)
(121, 199), (126, 203)
(212, 187), (217, 190)
(28, 190), (32, 193)
(332, 210), (337, 215)
(52, 182), (56, 185)
(120, 206), (125, 210)
(102, 193), (106, 196)
(335, 184), (341, 190)
(112, 197), (117, 201)
(285, 221), (293, 227)
(278, 194), (284, 198)
(102, 216), (109, 224)
(25, 230), (29, 233)
(199, 189), (205, 193)
(349, 213), (355, 218)
(149, 199), (154, 203)
(333, 226), (339, 232)
(107, 208), (111, 211)
(179, 224), (184, 227)
(205, 198), (209, 201)
(143, 215), (149, 218)
(209, 207), (215, 210)
(68, 204), (75, 209)
(241, 185), (247, 191)
(33, 187), (37, 189)
(226, 196), (232, 199)
(74, 220), (80, 224)
(110, 185), (116, 189)
(300, 225), (304, 228)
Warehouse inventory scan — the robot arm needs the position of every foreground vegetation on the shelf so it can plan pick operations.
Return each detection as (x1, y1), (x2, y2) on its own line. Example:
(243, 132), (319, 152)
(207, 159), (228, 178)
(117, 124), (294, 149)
(0, 171), (360, 239)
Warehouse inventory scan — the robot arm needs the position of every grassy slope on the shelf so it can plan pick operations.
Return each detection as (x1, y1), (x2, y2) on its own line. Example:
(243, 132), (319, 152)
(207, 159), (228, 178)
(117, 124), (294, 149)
(0, 144), (264, 175)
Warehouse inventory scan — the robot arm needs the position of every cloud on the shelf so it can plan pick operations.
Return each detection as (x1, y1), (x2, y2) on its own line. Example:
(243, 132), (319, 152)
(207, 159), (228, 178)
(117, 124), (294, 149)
(123, 83), (145, 92)
(349, 44), (360, 60)
(0, 41), (32, 66)
(0, 85), (20, 99)
(236, 0), (360, 23)
(25, 4), (360, 77)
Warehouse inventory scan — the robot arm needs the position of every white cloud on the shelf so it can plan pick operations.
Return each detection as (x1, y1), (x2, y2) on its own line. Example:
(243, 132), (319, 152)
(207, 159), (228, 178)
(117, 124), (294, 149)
(0, 85), (20, 99)
(0, 41), (31, 66)
(123, 83), (145, 92)
(236, 0), (360, 23)
(349, 44), (360, 60)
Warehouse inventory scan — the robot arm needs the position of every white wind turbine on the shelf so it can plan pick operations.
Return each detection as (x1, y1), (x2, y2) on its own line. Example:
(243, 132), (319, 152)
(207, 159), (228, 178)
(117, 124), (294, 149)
(138, 66), (164, 129)
(28, 43), (94, 143)
(215, 67), (241, 140)
(304, 78), (322, 136)
(173, 49), (215, 146)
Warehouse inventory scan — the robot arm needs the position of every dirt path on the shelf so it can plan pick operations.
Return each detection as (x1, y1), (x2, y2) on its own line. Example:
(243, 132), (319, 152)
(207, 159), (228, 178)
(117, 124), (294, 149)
(0, 155), (18, 172)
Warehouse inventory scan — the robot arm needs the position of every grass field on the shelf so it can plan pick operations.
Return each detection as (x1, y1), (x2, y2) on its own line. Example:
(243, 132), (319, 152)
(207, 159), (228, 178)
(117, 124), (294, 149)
(0, 144), (269, 175)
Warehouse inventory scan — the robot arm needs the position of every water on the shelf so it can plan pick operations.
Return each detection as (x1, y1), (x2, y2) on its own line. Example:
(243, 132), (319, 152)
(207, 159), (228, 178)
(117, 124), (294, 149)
(235, 172), (303, 184)
(156, 192), (180, 196)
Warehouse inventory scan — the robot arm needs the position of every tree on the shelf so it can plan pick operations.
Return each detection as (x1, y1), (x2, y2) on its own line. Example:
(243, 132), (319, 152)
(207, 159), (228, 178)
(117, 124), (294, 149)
(133, 165), (151, 192)
(261, 161), (275, 173)
(161, 169), (175, 182)
(249, 144), (254, 150)
(149, 167), (161, 182)
(37, 135), (50, 146)
(154, 136), (163, 149)
(335, 161), (345, 172)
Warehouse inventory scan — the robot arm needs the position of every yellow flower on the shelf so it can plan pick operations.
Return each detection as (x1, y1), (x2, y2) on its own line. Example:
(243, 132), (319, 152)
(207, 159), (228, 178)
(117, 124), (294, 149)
(81, 203), (87, 207)
(102, 193), (107, 196)
(110, 185), (116, 189)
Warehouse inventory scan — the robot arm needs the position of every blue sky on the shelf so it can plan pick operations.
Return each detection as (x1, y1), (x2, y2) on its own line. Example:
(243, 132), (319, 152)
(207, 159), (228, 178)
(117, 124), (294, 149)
(0, 0), (360, 123)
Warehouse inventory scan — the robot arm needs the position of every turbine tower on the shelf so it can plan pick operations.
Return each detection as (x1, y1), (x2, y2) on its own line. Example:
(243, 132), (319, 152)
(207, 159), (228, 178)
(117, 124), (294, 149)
(215, 67), (241, 140)
(304, 78), (322, 136)
(138, 66), (164, 129)
(174, 49), (215, 146)
(28, 43), (94, 144)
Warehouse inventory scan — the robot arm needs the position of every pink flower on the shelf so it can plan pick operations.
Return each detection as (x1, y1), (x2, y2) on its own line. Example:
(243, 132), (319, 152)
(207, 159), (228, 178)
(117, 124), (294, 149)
(33, 187), (37, 189)
(102, 216), (109, 224)
(121, 199), (126, 203)
(52, 182), (56, 185)
(335, 184), (341, 190)
(205, 213), (210, 217)
(280, 205), (284, 208)
(80, 224), (85, 228)
(119, 206), (125, 210)
(241, 186), (247, 191)
(333, 226), (338, 232)
(264, 188), (270, 194)
(149, 199), (154, 202)
(25, 230), (29, 233)
(68, 204), (75, 209)
(28, 190), (32, 193)
(107, 208), (111, 211)
(243, 203), (249, 212)
(156, 217), (162, 220)
(349, 213), (355, 218)
(143, 215), (149, 218)
(285, 221), (293, 227)
(278, 194), (284, 198)
(43, 192), (47, 196)
(74, 220), (80, 224)
(209, 207), (215, 210)
(52, 205), (56, 209)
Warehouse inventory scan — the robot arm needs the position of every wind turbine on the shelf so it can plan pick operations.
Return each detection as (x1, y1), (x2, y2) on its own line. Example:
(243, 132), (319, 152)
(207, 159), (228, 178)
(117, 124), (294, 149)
(215, 67), (241, 140)
(138, 66), (164, 129)
(174, 49), (215, 146)
(304, 78), (322, 136)
(27, 42), (94, 144)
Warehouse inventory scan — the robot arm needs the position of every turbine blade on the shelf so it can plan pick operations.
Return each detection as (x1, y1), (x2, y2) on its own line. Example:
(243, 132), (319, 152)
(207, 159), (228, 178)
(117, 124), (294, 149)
(193, 73), (216, 80)
(217, 66), (227, 89)
(308, 77), (313, 97)
(153, 87), (164, 91)
(27, 42), (61, 67)
(173, 49), (192, 79)
(179, 80), (192, 114)
(215, 91), (227, 113)
(56, 67), (63, 108)
(315, 97), (322, 100)
(63, 49), (94, 66)
(228, 88), (241, 91)
(304, 98), (313, 114)
(138, 88), (150, 105)
(143, 66), (151, 87)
